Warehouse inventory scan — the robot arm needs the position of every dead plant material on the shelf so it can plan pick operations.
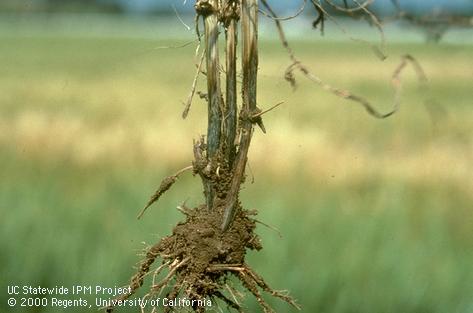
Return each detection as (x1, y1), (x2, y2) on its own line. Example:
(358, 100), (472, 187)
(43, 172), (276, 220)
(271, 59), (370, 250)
(182, 51), (205, 119)
(324, 0), (374, 13)
(308, 0), (386, 59)
(386, 0), (472, 42)
(261, 0), (428, 119)
(138, 166), (193, 219)
(285, 54), (427, 119)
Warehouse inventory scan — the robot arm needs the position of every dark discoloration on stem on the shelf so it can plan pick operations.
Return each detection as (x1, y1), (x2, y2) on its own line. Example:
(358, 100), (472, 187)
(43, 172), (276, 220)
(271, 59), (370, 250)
(224, 12), (238, 165)
(222, 0), (258, 231)
(204, 0), (222, 159)
(242, 0), (258, 115)
(203, 0), (222, 210)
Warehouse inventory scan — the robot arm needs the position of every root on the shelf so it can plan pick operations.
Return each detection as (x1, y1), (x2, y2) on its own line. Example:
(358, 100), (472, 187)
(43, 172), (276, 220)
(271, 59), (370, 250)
(106, 206), (299, 313)
(243, 266), (300, 310)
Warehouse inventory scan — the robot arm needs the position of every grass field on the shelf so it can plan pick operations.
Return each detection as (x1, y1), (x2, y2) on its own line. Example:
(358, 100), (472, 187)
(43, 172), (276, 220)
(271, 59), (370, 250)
(1, 20), (473, 313)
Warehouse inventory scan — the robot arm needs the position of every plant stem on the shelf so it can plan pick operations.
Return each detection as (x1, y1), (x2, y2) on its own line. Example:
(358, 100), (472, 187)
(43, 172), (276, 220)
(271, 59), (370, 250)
(224, 9), (238, 165)
(222, 0), (258, 231)
(203, 0), (222, 210)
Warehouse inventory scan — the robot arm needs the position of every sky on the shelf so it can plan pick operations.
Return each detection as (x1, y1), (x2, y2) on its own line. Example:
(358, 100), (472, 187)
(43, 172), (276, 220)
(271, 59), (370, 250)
(114, 0), (473, 15)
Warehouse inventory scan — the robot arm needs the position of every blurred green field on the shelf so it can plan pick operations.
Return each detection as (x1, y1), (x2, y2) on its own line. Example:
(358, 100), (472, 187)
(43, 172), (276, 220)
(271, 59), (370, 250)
(1, 25), (473, 313)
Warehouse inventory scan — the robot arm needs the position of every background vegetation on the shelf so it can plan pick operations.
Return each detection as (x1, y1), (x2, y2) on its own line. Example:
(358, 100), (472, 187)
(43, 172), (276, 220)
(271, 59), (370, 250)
(1, 14), (472, 313)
